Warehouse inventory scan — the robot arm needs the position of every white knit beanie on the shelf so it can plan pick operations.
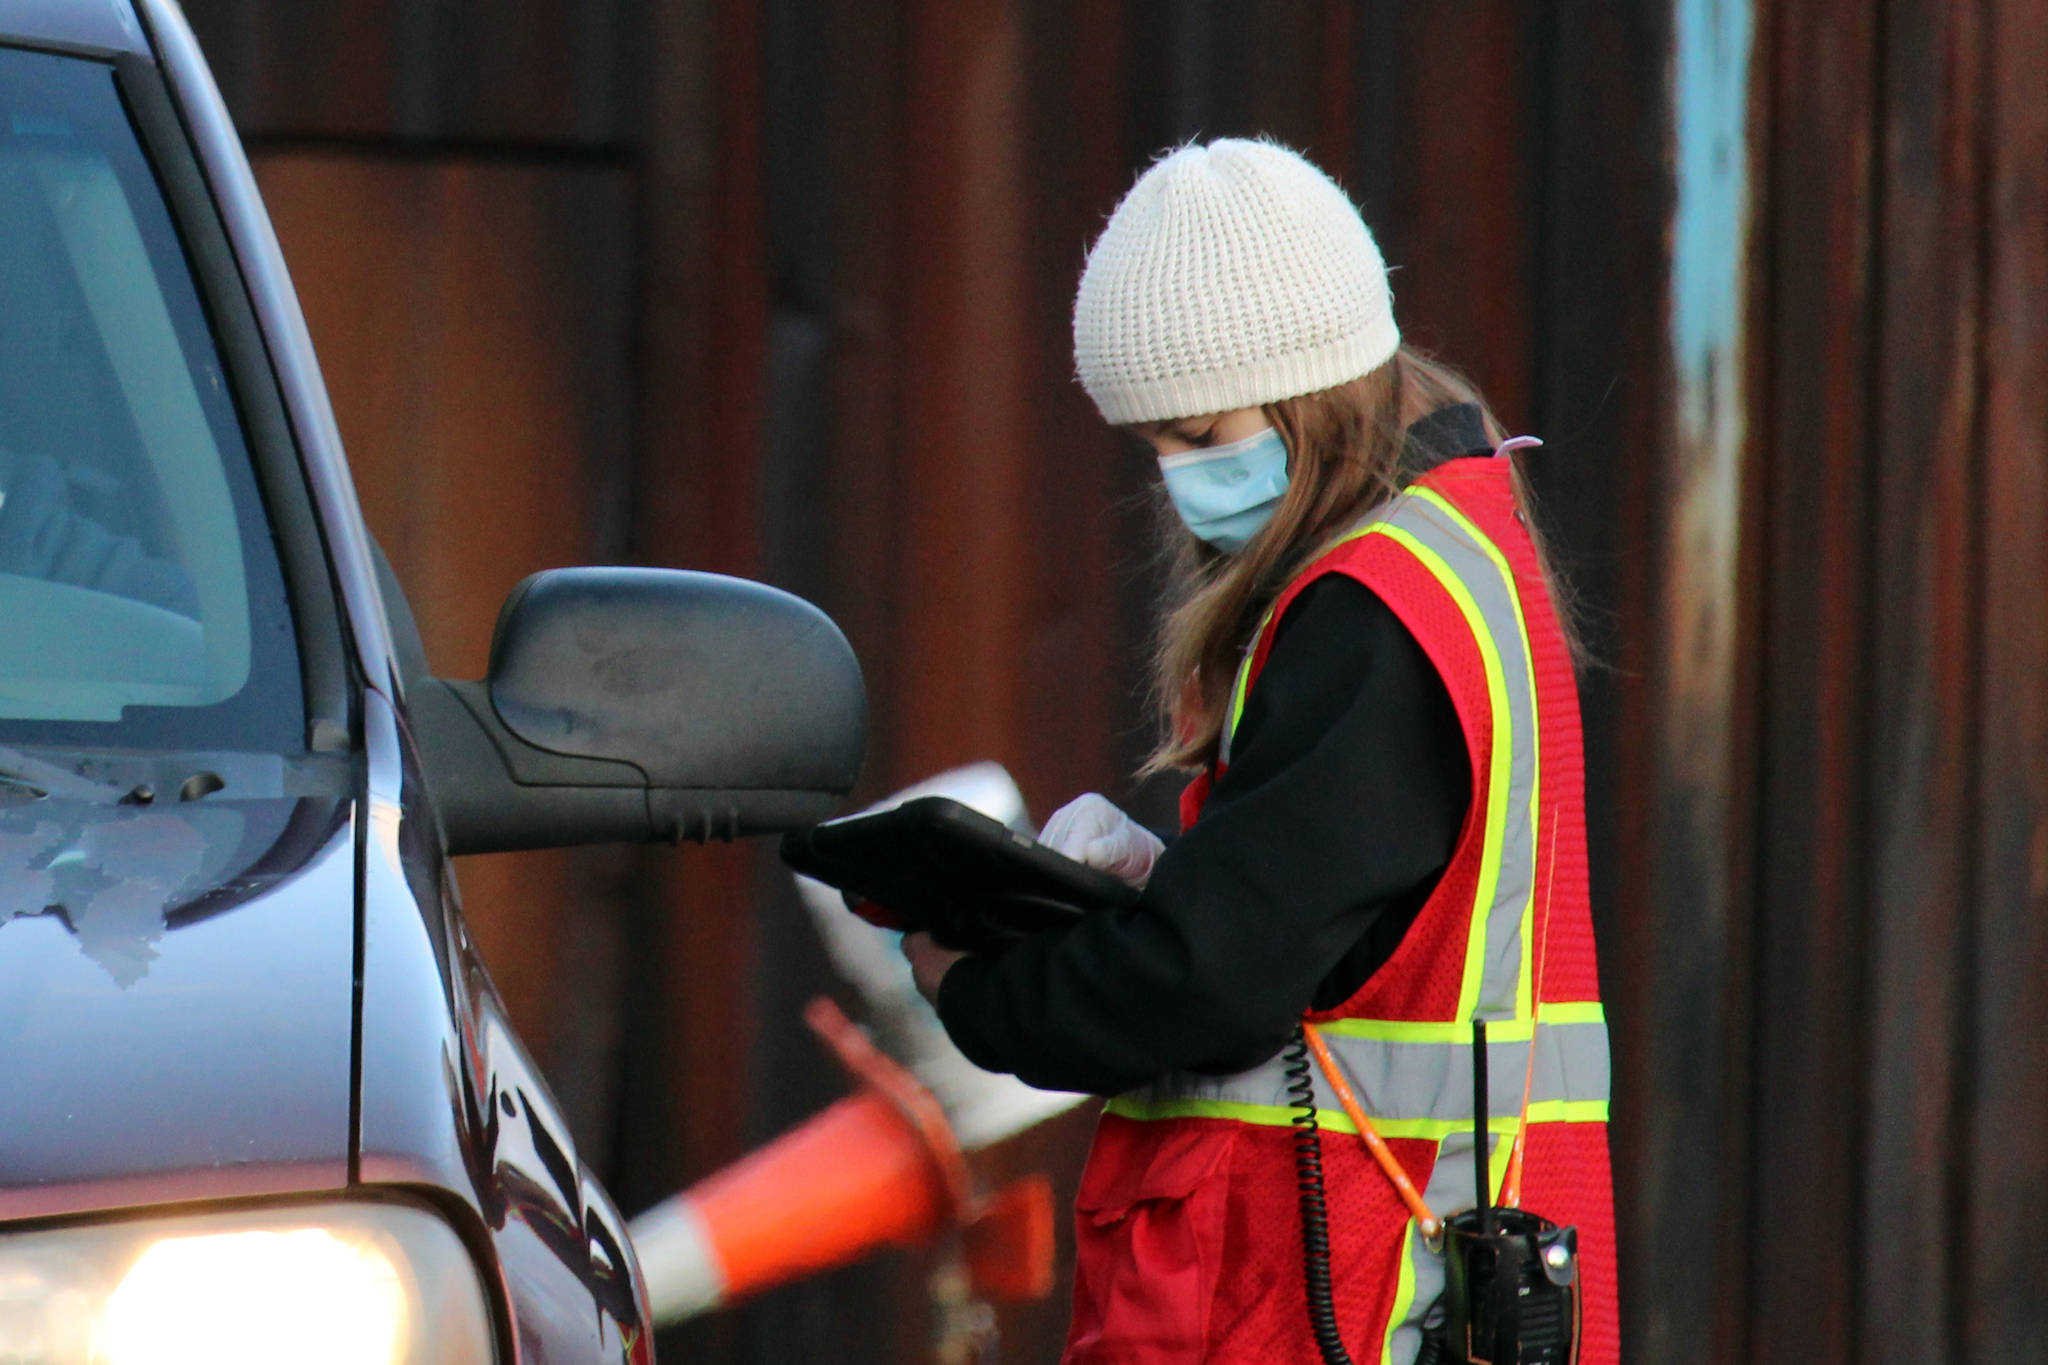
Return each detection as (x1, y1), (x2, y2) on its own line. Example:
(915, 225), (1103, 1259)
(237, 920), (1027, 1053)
(1072, 139), (1400, 424)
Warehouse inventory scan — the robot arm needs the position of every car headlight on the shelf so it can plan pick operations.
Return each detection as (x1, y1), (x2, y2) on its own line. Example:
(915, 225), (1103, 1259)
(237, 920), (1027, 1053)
(0, 1199), (494, 1365)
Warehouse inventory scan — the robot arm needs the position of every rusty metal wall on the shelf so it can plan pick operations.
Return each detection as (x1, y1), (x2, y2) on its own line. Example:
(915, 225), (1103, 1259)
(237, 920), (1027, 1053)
(1739, 0), (2048, 1360)
(174, 0), (2048, 1362)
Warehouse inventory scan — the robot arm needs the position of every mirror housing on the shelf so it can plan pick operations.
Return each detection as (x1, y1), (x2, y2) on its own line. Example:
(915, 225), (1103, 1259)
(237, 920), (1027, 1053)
(410, 568), (866, 855)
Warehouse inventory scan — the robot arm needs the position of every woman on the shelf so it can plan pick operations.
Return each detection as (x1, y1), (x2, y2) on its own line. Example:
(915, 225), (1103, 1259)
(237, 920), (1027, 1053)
(904, 139), (1617, 1365)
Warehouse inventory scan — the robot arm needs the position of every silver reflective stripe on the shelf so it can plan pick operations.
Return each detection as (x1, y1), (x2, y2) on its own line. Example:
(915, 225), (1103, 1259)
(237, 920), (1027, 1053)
(1376, 491), (1539, 1022)
(1386, 1130), (1502, 1365)
(1114, 1019), (1610, 1124)
(1217, 486), (1542, 1022)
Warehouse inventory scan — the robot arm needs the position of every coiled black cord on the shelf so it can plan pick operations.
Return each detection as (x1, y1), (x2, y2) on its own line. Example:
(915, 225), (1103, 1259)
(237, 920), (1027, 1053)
(1287, 1023), (1356, 1365)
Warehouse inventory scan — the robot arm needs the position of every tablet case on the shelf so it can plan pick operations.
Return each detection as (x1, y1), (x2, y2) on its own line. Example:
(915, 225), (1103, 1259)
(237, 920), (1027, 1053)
(779, 796), (1142, 953)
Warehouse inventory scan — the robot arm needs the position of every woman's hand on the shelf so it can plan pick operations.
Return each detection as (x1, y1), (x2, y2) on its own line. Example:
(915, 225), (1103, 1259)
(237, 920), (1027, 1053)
(902, 931), (970, 1006)
(1039, 793), (1166, 888)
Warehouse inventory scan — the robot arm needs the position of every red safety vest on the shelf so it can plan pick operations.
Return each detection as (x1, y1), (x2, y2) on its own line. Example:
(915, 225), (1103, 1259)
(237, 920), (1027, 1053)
(1063, 454), (1618, 1365)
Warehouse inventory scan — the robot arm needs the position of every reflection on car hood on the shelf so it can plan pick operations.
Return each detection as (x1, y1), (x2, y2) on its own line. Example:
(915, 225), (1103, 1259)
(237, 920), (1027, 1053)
(0, 782), (359, 1217)
(0, 795), (337, 985)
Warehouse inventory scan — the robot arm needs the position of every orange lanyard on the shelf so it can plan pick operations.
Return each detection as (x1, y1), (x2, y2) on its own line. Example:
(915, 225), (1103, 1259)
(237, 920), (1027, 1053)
(1301, 1025), (1441, 1240)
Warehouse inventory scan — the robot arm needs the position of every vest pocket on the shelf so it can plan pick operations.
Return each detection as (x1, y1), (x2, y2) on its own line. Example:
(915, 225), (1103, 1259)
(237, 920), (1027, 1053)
(1065, 1121), (1239, 1362)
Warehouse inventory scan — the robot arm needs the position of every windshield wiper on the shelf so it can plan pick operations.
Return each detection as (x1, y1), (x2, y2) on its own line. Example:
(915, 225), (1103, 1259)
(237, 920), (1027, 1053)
(0, 770), (49, 800)
(0, 747), (139, 804)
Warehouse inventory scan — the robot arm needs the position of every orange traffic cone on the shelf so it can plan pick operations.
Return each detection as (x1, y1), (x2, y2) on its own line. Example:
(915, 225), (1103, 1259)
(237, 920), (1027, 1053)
(630, 997), (1055, 1324)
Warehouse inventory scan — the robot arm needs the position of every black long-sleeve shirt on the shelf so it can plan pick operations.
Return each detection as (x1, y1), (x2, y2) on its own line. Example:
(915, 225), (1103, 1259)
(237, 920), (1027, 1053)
(937, 482), (1483, 1093)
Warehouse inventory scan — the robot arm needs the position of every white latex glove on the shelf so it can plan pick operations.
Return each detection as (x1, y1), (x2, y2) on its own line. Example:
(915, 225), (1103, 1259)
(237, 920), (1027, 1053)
(1038, 793), (1166, 889)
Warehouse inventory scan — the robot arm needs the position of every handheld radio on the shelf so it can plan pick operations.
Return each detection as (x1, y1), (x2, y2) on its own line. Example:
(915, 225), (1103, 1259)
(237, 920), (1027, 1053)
(1291, 1015), (1582, 1365)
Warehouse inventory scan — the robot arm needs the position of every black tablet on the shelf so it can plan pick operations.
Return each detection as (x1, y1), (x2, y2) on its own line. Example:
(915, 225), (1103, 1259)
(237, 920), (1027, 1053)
(779, 796), (1142, 953)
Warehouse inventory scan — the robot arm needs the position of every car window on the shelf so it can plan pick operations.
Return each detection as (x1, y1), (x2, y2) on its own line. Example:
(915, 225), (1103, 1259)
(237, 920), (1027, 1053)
(0, 44), (302, 751)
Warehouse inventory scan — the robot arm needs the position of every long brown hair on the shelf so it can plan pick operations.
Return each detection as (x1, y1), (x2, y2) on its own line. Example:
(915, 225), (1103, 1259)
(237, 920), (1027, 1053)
(1141, 344), (1573, 775)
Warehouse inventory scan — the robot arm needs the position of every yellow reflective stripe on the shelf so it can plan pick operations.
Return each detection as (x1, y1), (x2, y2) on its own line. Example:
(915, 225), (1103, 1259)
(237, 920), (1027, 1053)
(1320, 1000), (1603, 1045)
(1102, 1094), (1289, 1126)
(1408, 487), (1543, 1021)
(1535, 1000), (1604, 1027)
(1368, 520), (1513, 1023)
(1527, 1099), (1609, 1124)
(1327, 516), (1380, 552)
(1321, 1017), (1504, 1044)
(1381, 1227), (1420, 1365)
(1102, 1095), (1608, 1136)
(1221, 602), (1276, 758)
(1489, 1128), (1515, 1202)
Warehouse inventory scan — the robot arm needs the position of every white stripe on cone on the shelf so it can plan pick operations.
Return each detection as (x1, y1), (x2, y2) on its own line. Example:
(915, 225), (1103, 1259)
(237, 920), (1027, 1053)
(628, 1195), (726, 1325)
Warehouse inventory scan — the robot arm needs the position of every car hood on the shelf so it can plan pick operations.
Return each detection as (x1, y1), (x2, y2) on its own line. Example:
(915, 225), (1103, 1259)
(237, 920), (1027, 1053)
(0, 787), (357, 1220)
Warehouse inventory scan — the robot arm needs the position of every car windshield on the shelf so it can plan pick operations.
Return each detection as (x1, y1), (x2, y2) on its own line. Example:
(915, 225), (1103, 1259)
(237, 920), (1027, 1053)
(0, 44), (301, 753)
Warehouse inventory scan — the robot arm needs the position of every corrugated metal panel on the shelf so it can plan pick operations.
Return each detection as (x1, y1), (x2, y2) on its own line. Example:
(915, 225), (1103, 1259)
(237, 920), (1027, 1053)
(1966, 7), (2048, 1361)
(182, 0), (639, 145)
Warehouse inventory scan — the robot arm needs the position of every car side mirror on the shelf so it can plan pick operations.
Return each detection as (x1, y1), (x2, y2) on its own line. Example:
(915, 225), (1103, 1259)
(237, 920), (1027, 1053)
(409, 568), (865, 855)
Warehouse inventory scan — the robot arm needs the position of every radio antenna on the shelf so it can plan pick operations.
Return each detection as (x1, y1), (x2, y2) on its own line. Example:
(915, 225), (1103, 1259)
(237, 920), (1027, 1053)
(1472, 1016), (1494, 1236)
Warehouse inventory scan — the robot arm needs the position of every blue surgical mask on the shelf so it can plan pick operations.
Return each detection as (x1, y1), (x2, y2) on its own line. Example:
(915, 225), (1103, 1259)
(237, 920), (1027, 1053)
(1157, 425), (1290, 553)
